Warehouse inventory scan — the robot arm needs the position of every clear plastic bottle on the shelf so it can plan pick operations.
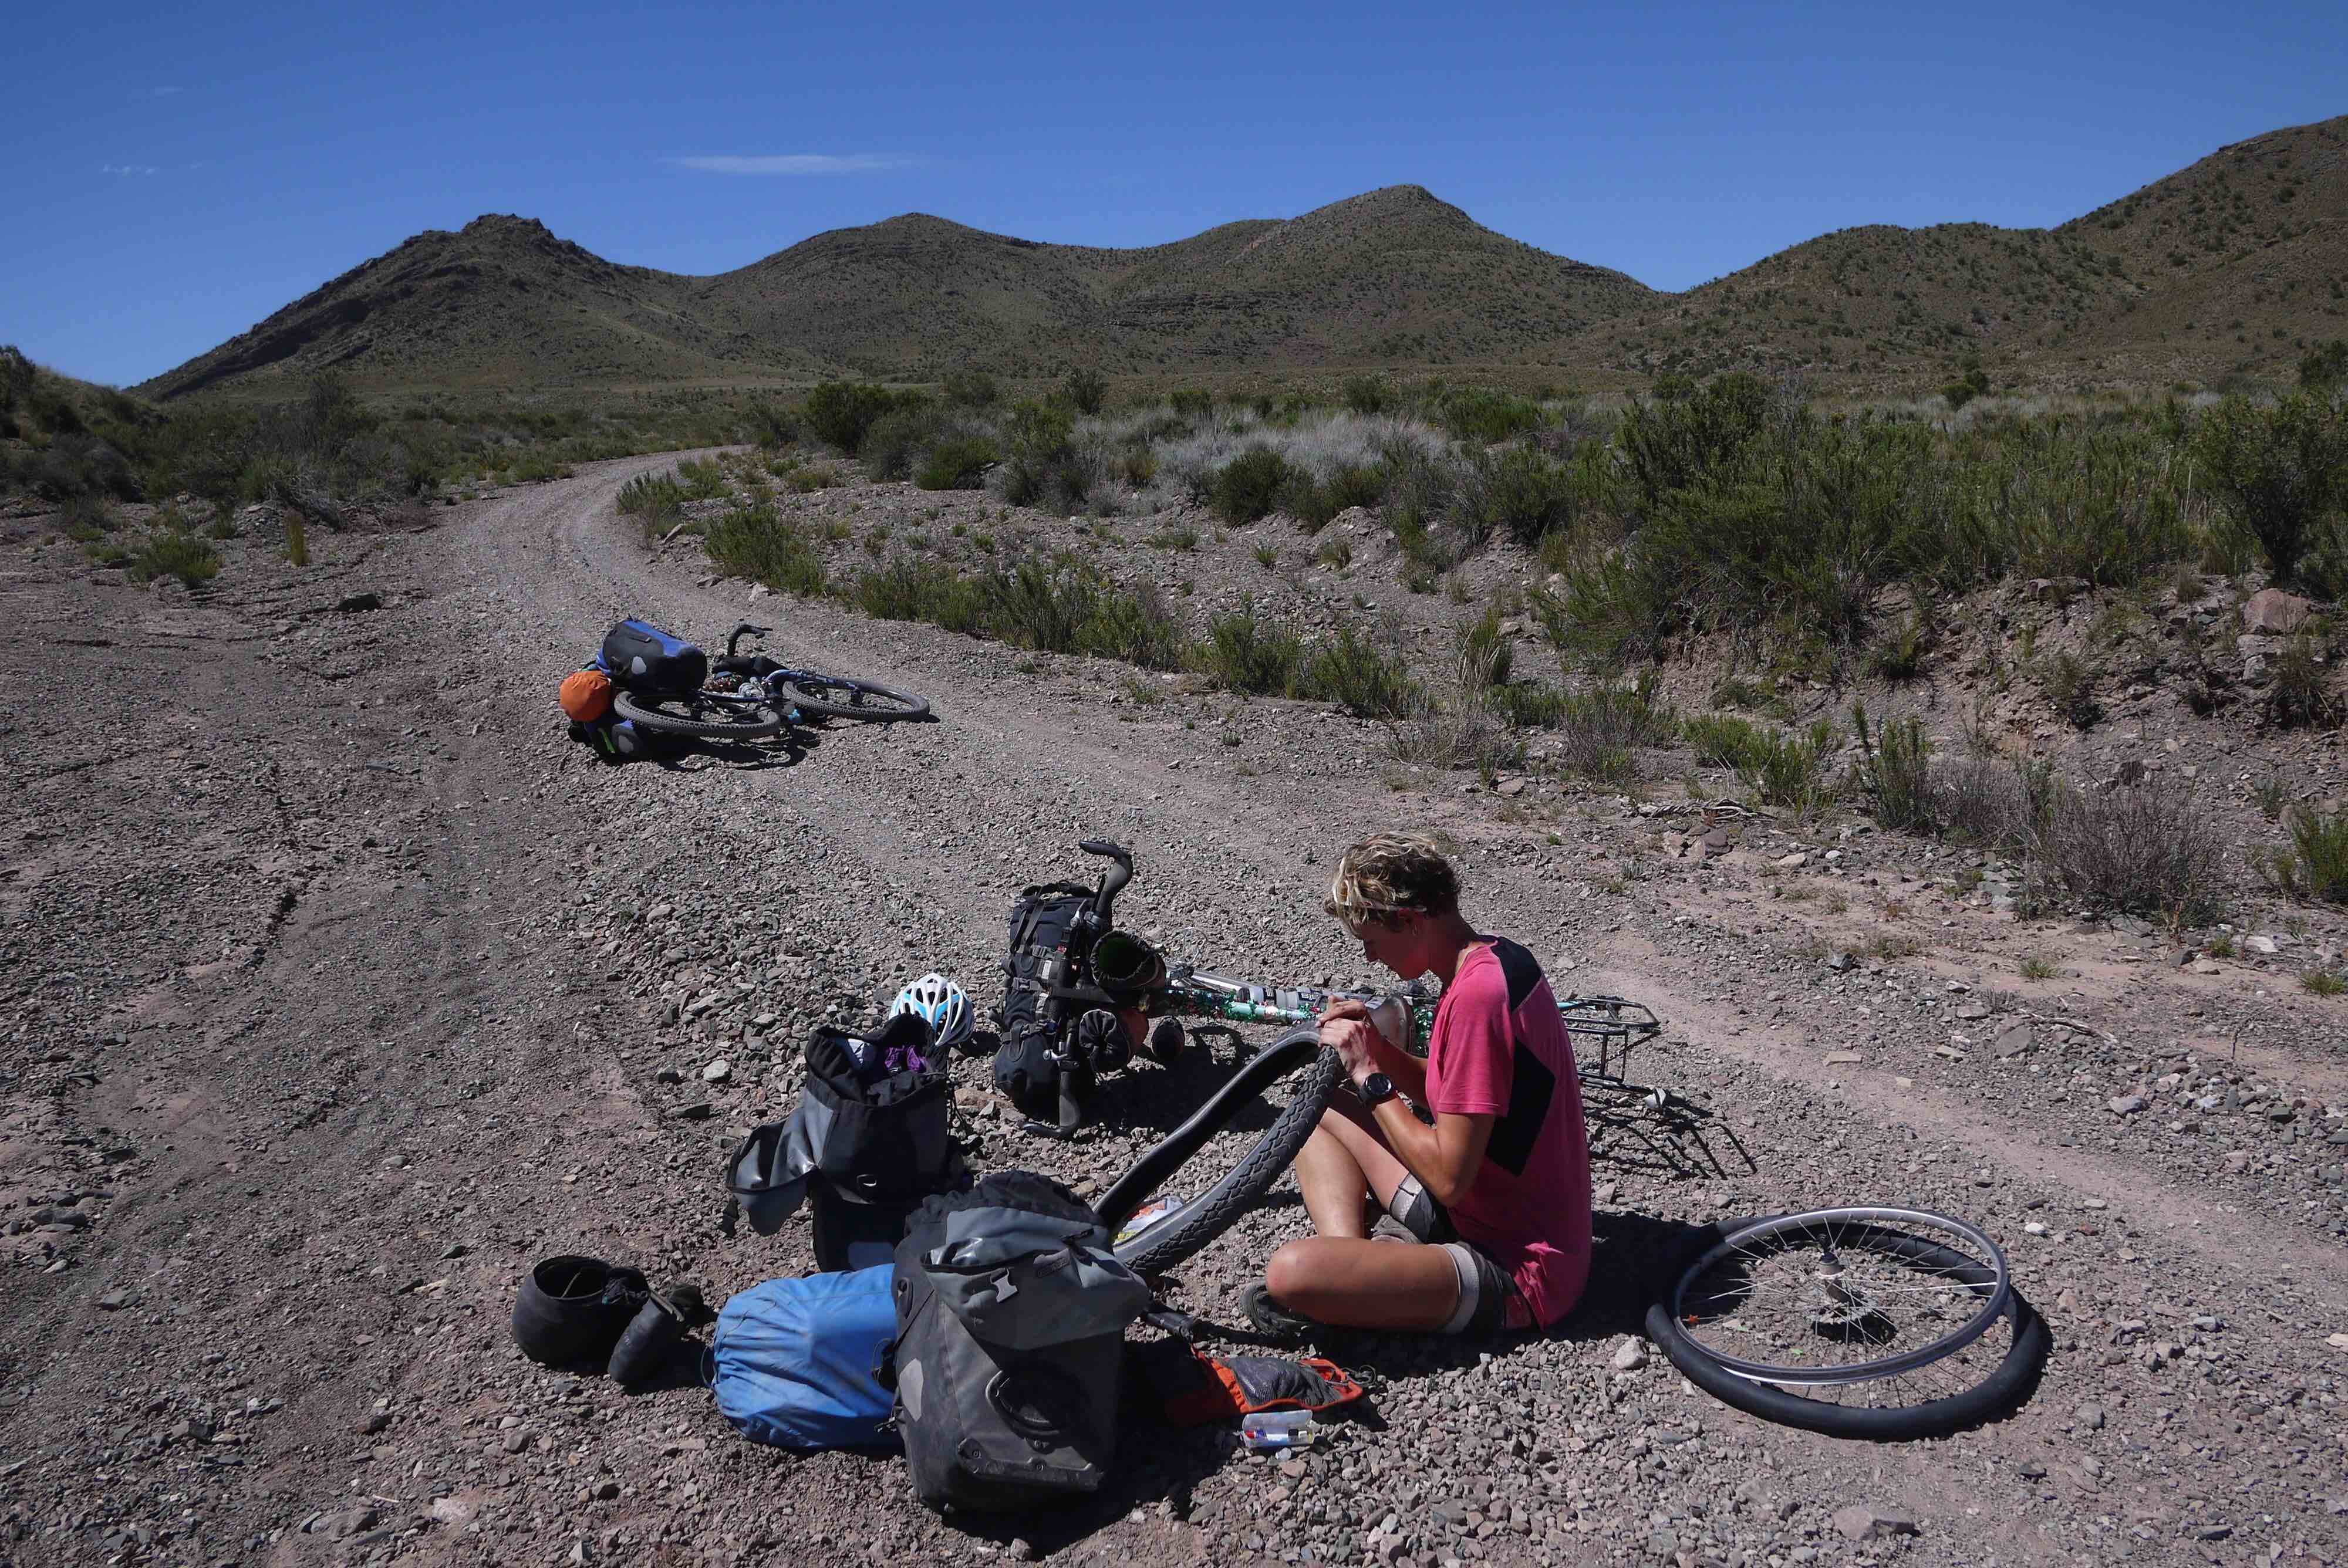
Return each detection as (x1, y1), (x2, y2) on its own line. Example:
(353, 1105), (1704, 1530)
(1239, 1410), (1315, 1451)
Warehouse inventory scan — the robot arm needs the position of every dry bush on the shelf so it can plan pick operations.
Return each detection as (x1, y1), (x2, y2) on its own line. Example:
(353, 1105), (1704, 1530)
(2027, 782), (2226, 925)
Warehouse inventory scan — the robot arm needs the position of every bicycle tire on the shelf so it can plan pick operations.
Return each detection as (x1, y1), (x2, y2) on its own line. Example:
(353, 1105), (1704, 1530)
(780, 675), (930, 722)
(1108, 1031), (1342, 1277)
(612, 688), (787, 740)
(1644, 1208), (2049, 1440)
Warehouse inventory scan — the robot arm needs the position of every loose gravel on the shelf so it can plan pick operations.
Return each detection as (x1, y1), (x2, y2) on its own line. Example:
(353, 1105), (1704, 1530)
(2, 459), (2343, 1568)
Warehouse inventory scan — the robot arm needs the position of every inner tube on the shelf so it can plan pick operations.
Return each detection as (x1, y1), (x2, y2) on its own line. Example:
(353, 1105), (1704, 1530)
(1102, 1028), (1342, 1276)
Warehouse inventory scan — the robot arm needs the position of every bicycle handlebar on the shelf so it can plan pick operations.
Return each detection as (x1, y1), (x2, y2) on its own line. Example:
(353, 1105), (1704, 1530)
(726, 623), (772, 658)
(1078, 839), (1132, 928)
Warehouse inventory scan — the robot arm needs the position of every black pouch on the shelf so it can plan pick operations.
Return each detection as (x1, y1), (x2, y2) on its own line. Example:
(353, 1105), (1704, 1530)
(598, 619), (707, 695)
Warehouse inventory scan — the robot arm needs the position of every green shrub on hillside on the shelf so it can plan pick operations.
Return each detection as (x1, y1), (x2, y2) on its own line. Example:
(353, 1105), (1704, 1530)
(1062, 369), (1108, 415)
(1736, 719), (1837, 816)
(916, 437), (998, 491)
(744, 403), (795, 450)
(1684, 713), (1768, 771)
(1303, 621), (1418, 718)
(1453, 444), (1574, 547)
(2300, 340), (2348, 394)
(994, 400), (1098, 512)
(616, 472), (684, 536)
(804, 381), (915, 455)
(1283, 464), (1385, 530)
(705, 504), (827, 596)
(1851, 704), (1935, 832)
(1433, 386), (1545, 444)
(1210, 448), (1294, 525)
(1617, 373), (1772, 513)
(861, 404), (949, 482)
(2191, 393), (2348, 589)
(127, 529), (221, 589)
(1198, 598), (1305, 695)
(941, 370), (999, 408)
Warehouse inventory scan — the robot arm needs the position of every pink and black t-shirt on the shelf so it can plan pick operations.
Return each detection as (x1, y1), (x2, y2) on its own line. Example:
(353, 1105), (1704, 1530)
(1423, 938), (1592, 1328)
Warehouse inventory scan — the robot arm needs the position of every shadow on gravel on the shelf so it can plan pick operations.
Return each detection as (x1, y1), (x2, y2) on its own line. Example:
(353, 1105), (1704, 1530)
(1084, 1049), (1281, 1138)
(656, 729), (819, 772)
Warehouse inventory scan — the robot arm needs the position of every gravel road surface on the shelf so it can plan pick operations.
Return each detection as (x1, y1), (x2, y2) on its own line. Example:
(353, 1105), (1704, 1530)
(4, 456), (2343, 1568)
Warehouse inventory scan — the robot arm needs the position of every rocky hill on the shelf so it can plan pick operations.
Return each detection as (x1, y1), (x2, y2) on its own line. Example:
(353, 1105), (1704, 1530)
(139, 116), (2348, 398)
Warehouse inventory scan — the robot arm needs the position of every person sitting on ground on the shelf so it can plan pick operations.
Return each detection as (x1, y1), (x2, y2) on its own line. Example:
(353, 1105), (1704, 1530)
(1250, 833), (1591, 1337)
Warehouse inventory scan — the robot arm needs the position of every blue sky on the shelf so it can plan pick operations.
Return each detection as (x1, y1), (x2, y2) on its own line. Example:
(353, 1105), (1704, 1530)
(6, 0), (2343, 386)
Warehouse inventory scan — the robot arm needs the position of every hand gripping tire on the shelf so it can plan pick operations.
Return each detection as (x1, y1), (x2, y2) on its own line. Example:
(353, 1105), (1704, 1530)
(779, 675), (930, 722)
(611, 688), (786, 739)
(1642, 1207), (2050, 1440)
(1098, 1028), (1342, 1278)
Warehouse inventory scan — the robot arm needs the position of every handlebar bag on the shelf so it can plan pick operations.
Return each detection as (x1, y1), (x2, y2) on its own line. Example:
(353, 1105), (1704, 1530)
(596, 619), (707, 695)
(992, 884), (1095, 1118)
(724, 1015), (966, 1247)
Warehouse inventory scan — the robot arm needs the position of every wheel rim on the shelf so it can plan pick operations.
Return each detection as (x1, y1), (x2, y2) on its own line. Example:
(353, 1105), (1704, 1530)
(615, 691), (782, 735)
(795, 678), (920, 717)
(1669, 1207), (2011, 1389)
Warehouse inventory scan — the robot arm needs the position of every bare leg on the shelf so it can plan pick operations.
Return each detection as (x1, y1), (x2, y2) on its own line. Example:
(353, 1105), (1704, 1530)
(1266, 1237), (1462, 1330)
(1270, 1097), (1462, 1330)
(1293, 1096), (1414, 1239)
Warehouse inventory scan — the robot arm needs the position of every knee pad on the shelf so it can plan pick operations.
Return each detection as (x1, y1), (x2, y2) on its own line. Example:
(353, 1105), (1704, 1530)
(1437, 1243), (1514, 1336)
(1385, 1175), (1445, 1243)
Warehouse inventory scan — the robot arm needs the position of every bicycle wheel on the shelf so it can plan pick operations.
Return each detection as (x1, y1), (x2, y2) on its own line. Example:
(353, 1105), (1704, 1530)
(780, 674), (930, 722)
(612, 688), (787, 740)
(1104, 1030), (1343, 1278)
(1644, 1207), (2049, 1439)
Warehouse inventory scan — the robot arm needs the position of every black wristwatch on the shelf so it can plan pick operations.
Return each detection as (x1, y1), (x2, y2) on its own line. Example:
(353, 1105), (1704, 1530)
(1357, 1071), (1397, 1108)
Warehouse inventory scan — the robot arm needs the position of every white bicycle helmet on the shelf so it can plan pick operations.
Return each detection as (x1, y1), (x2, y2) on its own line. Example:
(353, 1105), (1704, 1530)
(888, 972), (973, 1054)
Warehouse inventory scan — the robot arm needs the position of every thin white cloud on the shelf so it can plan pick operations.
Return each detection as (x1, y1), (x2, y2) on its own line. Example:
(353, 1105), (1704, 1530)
(102, 164), (160, 176)
(668, 153), (923, 177)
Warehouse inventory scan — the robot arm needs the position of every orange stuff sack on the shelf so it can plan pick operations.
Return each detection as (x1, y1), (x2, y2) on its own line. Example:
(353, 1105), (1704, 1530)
(559, 670), (614, 723)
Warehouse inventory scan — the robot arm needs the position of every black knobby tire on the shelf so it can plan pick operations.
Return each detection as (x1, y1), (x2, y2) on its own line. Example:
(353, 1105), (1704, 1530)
(1111, 1039), (1343, 1278)
(780, 675), (930, 722)
(1644, 1208), (2050, 1440)
(612, 688), (786, 739)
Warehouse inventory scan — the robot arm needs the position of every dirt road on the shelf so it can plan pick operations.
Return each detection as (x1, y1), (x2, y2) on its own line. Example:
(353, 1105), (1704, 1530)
(4, 458), (2343, 1568)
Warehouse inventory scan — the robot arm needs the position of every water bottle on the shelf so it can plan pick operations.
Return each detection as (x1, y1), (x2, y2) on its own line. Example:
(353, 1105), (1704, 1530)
(1240, 1410), (1315, 1451)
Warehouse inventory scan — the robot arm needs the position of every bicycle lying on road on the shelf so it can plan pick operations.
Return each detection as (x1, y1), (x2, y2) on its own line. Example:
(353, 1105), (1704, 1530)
(1017, 840), (2049, 1440)
(610, 621), (931, 739)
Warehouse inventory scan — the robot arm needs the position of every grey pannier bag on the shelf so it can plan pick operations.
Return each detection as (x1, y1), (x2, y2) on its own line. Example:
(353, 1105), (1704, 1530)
(724, 1015), (967, 1268)
(882, 1172), (1149, 1512)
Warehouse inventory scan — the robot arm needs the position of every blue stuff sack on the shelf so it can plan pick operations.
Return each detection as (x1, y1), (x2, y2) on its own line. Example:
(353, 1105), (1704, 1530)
(710, 1266), (899, 1450)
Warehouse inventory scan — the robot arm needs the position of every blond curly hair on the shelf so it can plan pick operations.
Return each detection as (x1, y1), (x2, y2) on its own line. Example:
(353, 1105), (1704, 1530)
(1324, 833), (1460, 934)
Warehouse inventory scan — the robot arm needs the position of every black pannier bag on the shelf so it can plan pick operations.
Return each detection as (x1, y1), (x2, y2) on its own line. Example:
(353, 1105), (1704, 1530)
(882, 1172), (1151, 1512)
(724, 1013), (967, 1270)
(990, 884), (1094, 1118)
(598, 619), (708, 695)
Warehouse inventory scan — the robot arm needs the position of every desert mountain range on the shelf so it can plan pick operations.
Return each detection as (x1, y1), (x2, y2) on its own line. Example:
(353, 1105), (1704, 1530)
(140, 113), (2346, 399)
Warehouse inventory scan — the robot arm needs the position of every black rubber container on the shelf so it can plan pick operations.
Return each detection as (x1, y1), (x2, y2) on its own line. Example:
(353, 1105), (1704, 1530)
(605, 1297), (687, 1387)
(511, 1256), (646, 1367)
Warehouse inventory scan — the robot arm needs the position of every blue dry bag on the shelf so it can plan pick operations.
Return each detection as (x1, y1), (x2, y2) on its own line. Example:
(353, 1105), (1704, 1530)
(710, 1266), (899, 1449)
